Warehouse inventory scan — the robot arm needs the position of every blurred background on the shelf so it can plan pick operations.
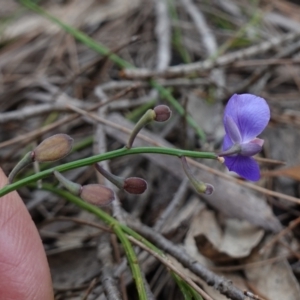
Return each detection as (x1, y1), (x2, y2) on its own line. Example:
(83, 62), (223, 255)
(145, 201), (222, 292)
(1, 0), (300, 299)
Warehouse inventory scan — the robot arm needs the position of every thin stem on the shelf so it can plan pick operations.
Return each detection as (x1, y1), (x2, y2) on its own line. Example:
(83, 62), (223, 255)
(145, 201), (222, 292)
(0, 146), (216, 197)
(113, 226), (148, 300)
(41, 185), (147, 299)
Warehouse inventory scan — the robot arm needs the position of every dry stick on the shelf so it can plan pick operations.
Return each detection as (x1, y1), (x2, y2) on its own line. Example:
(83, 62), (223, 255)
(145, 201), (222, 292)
(98, 234), (122, 300)
(232, 39), (300, 95)
(188, 159), (300, 206)
(0, 77), (212, 124)
(97, 78), (211, 93)
(126, 218), (246, 300)
(154, 0), (171, 72)
(51, 216), (213, 300)
(50, 35), (140, 103)
(128, 236), (214, 300)
(0, 83), (140, 149)
(259, 216), (300, 255)
(244, 291), (268, 300)
(94, 98), (126, 300)
(153, 178), (189, 232)
(180, 0), (225, 107)
(122, 31), (300, 79)
(136, 0), (172, 120)
(94, 89), (125, 223)
(81, 278), (98, 300)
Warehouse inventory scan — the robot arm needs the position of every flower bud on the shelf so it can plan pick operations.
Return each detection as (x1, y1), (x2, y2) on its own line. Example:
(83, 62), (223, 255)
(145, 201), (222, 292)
(153, 105), (171, 122)
(123, 177), (148, 194)
(33, 134), (73, 162)
(181, 156), (214, 195)
(80, 184), (115, 206)
(95, 164), (148, 195)
(203, 183), (214, 195)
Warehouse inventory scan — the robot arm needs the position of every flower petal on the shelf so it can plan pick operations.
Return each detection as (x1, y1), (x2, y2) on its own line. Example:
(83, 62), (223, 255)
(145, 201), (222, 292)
(222, 133), (234, 151)
(224, 155), (260, 181)
(224, 115), (242, 144)
(224, 94), (270, 142)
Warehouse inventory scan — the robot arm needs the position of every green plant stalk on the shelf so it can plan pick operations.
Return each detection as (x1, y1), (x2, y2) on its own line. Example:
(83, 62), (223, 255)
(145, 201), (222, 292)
(42, 185), (204, 299)
(0, 146), (217, 197)
(36, 184), (207, 299)
(113, 225), (147, 300)
(19, 0), (206, 141)
(172, 273), (193, 300)
(40, 185), (147, 300)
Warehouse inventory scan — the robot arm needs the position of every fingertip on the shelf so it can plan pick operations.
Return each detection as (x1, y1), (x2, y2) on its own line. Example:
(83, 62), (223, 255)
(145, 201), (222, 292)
(0, 168), (54, 300)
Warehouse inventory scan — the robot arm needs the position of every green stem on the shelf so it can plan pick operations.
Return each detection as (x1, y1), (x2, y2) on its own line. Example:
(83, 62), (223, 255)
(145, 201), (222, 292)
(0, 146), (217, 197)
(41, 185), (147, 299)
(113, 225), (147, 299)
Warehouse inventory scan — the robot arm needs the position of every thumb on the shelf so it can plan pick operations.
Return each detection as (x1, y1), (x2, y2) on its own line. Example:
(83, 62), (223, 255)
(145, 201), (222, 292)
(0, 168), (54, 300)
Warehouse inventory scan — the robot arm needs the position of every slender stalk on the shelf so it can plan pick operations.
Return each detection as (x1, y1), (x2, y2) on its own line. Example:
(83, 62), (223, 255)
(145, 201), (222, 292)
(113, 225), (148, 300)
(41, 185), (205, 300)
(0, 146), (216, 197)
(40, 185), (147, 299)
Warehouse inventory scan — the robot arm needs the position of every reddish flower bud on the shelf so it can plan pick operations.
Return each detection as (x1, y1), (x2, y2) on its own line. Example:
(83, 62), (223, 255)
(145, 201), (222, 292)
(123, 177), (148, 194)
(33, 134), (73, 162)
(153, 105), (171, 122)
(80, 184), (115, 206)
(203, 184), (214, 195)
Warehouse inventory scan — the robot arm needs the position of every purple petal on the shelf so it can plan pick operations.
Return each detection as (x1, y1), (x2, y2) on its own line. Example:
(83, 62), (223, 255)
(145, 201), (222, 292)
(224, 115), (242, 144)
(222, 134), (234, 151)
(224, 155), (260, 181)
(224, 94), (270, 142)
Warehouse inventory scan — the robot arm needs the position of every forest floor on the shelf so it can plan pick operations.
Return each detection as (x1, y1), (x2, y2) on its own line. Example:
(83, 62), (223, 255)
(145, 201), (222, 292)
(1, 0), (300, 299)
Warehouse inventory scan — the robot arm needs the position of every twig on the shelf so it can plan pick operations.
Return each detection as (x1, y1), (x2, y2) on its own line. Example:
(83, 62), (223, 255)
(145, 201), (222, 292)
(154, 0), (171, 71)
(126, 218), (246, 300)
(153, 178), (189, 232)
(181, 0), (225, 99)
(98, 234), (122, 300)
(259, 216), (300, 255)
(181, 0), (217, 54)
(81, 278), (98, 300)
(94, 89), (125, 223)
(0, 83), (139, 148)
(128, 235), (214, 300)
(244, 290), (268, 300)
(122, 31), (300, 79)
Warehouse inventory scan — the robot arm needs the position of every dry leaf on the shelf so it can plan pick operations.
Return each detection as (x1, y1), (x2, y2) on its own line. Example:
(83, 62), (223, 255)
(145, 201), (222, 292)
(262, 165), (300, 181)
(192, 210), (264, 262)
(244, 238), (300, 300)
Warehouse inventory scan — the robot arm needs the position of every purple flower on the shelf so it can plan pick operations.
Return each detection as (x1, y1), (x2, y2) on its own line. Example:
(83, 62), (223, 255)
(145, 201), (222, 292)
(221, 94), (270, 181)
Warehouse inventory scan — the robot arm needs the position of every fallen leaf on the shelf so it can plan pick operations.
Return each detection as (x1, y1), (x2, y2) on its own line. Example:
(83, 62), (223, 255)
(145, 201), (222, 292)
(262, 165), (300, 181)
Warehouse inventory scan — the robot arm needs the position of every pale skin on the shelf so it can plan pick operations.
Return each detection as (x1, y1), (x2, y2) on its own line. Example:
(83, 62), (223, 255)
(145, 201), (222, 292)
(0, 168), (54, 300)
